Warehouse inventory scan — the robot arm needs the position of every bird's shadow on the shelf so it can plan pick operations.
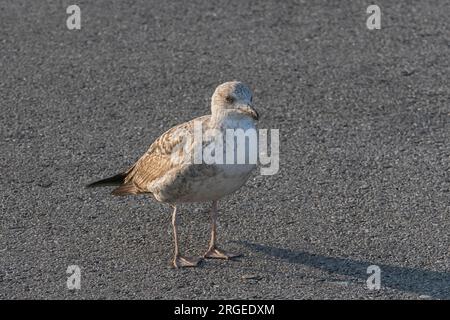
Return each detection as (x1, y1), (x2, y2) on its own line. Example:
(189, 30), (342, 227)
(236, 241), (450, 299)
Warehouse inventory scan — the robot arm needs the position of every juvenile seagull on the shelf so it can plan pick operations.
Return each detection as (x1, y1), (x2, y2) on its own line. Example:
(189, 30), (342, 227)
(87, 81), (259, 268)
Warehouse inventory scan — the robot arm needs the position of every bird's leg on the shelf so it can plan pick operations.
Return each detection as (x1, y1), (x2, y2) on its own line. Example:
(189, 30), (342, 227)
(204, 200), (241, 260)
(171, 205), (202, 268)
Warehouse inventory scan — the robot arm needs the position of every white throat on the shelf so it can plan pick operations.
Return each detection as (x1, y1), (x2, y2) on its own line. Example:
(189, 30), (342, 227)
(211, 110), (256, 130)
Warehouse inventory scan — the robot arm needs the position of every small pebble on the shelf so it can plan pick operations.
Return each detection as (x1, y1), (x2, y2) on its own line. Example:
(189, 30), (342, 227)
(38, 178), (53, 188)
(241, 274), (262, 281)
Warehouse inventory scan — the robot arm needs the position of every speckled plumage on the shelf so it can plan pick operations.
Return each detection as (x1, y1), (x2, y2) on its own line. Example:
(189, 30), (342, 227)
(88, 81), (259, 268)
(112, 81), (258, 204)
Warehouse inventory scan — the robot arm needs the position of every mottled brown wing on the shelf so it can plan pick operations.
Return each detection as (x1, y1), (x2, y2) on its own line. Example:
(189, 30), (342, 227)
(121, 115), (209, 194)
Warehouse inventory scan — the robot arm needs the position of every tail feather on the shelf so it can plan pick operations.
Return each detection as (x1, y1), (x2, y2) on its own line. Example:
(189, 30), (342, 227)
(86, 173), (126, 188)
(87, 172), (141, 196)
(111, 184), (140, 196)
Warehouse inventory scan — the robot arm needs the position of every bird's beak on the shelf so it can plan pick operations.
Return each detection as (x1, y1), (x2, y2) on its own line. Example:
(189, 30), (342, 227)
(239, 104), (259, 121)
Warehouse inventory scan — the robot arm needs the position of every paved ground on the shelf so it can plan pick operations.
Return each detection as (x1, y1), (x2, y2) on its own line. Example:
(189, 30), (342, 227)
(1, 0), (449, 300)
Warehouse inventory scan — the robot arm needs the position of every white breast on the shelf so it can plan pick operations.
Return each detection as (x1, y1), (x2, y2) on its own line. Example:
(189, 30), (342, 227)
(152, 115), (257, 203)
(194, 115), (257, 200)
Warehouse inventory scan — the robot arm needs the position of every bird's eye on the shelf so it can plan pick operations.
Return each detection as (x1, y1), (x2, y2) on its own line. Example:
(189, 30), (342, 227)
(225, 96), (235, 103)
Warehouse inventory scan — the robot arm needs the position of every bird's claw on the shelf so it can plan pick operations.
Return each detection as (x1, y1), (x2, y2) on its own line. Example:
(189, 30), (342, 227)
(204, 247), (241, 260)
(172, 255), (202, 268)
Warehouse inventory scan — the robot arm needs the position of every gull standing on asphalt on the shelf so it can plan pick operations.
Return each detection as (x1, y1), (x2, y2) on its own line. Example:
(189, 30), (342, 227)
(87, 81), (259, 268)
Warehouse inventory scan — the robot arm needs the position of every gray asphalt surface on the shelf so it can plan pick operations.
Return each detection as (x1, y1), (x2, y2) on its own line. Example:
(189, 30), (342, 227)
(1, 0), (449, 300)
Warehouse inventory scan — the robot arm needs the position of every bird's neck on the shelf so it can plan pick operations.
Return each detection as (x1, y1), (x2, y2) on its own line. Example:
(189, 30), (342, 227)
(211, 111), (256, 130)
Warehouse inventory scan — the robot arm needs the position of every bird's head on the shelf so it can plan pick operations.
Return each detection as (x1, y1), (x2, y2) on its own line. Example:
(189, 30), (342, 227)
(211, 81), (259, 121)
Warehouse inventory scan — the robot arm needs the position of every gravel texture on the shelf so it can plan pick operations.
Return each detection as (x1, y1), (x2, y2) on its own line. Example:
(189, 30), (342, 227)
(0, 0), (449, 299)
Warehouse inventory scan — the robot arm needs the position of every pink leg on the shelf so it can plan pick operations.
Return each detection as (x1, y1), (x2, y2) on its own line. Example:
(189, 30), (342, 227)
(204, 201), (241, 260)
(171, 205), (202, 268)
